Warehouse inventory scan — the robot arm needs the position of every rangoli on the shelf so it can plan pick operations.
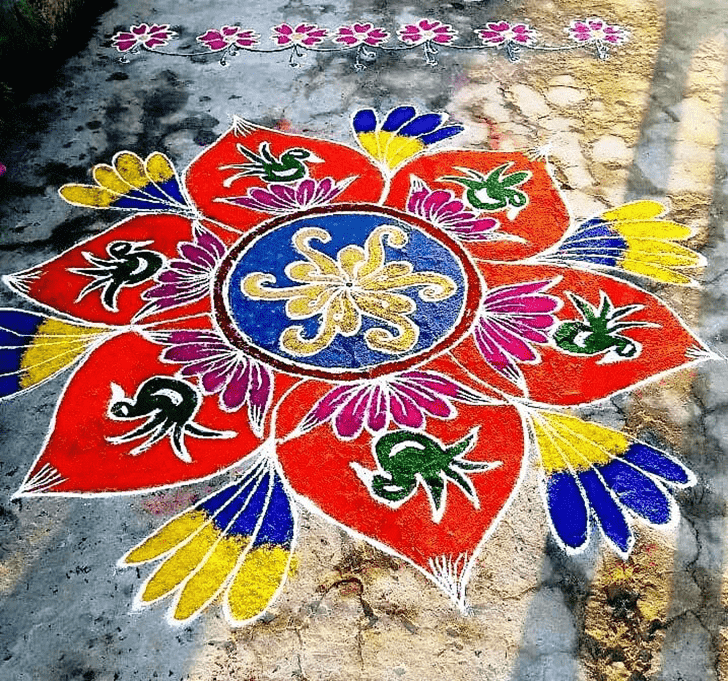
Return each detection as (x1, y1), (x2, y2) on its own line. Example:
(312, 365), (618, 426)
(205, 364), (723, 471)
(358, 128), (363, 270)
(0, 106), (710, 626)
(110, 17), (629, 68)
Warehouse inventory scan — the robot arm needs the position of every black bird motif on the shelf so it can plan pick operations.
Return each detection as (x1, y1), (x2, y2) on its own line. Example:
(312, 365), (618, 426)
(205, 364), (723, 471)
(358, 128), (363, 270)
(107, 376), (235, 462)
(71, 240), (165, 312)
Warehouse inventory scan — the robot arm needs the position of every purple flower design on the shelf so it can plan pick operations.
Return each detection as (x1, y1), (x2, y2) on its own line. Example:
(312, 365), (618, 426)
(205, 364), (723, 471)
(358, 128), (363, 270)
(271, 23), (329, 47)
(197, 26), (260, 51)
(137, 223), (226, 320)
(474, 280), (561, 388)
(334, 23), (390, 47)
(225, 177), (354, 214)
(111, 23), (176, 53)
(153, 329), (273, 435)
(477, 22), (538, 48)
(407, 178), (499, 242)
(397, 19), (458, 45)
(297, 371), (490, 440)
(567, 18), (629, 45)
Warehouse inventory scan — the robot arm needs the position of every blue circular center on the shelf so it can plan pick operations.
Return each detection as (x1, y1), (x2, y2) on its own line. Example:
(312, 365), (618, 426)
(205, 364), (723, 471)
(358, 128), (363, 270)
(224, 211), (468, 373)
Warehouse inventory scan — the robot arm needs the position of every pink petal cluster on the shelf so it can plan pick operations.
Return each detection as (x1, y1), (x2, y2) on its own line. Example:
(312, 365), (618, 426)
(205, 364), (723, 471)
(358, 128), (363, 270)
(155, 329), (273, 435)
(407, 178), (499, 242)
(474, 280), (560, 386)
(397, 19), (457, 45)
(334, 23), (389, 47)
(138, 224), (226, 319)
(567, 18), (629, 45)
(197, 26), (259, 50)
(111, 23), (176, 52)
(298, 371), (488, 440)
(227, 177), (353, 214)
(271, 23), (329, 46)
(477, 21), (538, 48)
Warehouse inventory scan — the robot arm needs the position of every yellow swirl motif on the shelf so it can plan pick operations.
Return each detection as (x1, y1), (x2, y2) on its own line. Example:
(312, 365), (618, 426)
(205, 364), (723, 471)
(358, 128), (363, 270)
(241, 225), (457, 356)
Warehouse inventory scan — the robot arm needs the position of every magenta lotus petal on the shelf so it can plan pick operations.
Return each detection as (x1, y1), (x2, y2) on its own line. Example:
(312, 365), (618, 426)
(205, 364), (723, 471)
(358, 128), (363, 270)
(334, 23), (390, 47)
(297, 371), (489, 440)
(272, 23), (328, 46)
(477, 21), (538, 48)
(197, 26), (259, 50)
(153, 328), (273, 435)
(567, 17), (629, 45)
(397, 19), (457, 45)
(137, 223), (225, 319)
(407, 178), (499, 241)
(474, 280), (561, 387)
(226, 177), (354, 214)
(111, 23), (176, 52)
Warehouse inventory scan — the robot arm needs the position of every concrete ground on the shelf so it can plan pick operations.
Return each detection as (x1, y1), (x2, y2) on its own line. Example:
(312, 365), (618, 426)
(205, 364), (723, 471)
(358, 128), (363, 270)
(1, 0), (728, 679)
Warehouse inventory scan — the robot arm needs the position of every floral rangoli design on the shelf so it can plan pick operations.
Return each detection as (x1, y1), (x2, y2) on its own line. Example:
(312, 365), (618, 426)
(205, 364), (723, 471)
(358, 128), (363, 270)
(111, 16), (629, 69)
(0, 106), (711, 626)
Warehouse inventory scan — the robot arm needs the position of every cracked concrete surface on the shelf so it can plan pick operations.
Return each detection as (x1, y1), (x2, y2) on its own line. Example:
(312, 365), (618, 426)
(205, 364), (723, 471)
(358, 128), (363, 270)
(1, 0), (728, 679)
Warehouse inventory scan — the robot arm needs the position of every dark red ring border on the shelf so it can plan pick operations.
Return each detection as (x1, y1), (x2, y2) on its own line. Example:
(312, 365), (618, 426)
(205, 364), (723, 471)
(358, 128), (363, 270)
(213, 203), (483, 381)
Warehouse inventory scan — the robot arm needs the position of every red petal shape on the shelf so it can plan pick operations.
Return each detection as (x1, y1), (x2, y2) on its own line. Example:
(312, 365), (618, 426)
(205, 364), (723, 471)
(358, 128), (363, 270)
(386, 150), (569, 262)
(4, 214), (238, 326)
(275, 377), (525, 573)
(184, 121), (386, 231)
(18, 331), (297, 495)
(452, 263), (707, 405)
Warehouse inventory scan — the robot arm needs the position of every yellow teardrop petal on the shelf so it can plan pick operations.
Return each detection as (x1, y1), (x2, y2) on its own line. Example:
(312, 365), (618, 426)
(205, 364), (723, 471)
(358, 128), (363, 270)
(59, 185), (117, 208)
(114, 152), (149, 189)
(602, 201), (664, 221)
(124, 510), (207, 565)
(141, 523), (220, 602)
(173, 535), (248, 621)
(620, 260), (696, 285)
(146, 152), (176, 184)
(615, 220), (692, 240)
(625, 240), (702, 267)
(92, 164), (131, 194)
(226, 545), (290, 623)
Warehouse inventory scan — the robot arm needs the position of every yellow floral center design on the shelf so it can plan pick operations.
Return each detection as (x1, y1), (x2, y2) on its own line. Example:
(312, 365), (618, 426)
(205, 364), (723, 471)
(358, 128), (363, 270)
(240, 225), (457, 356)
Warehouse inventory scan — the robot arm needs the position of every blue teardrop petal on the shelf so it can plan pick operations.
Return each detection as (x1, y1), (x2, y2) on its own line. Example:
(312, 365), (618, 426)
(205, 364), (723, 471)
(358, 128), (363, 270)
(622, 443), (692, 486)
(398, 113), (443, 137)
(599, 459), (671, 525)
(253, 472), (294, 547)
(579, 470), (632, 554)
(352, 109), (377, 134)
(559, 255), (621, 267)
(420, 125), (465, 146)
(546, 471), (589, 550)
(381, 106), (417, 132)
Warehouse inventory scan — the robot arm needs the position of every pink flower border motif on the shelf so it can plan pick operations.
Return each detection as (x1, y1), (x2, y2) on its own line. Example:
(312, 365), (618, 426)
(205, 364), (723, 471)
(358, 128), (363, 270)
(109, 16), (631, 68)
(567, 17), (629, 59)
(334, 23), (390, 47)
(271, 23), (329, 47)
(197, 26), (260, 51)
(397, 19), (458, 46)
(111, 23), (176, 53)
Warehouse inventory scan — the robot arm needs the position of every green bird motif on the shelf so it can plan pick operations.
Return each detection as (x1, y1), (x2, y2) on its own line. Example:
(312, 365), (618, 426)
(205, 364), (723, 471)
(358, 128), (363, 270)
(553, 291), (657, 363)
(221, 142), (322, 187)
(351, 429), (500, 523)
(443, 162), (532, 212)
